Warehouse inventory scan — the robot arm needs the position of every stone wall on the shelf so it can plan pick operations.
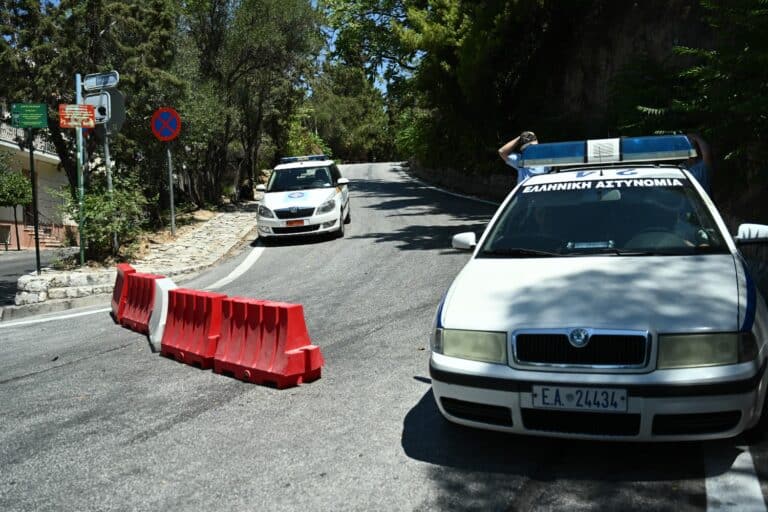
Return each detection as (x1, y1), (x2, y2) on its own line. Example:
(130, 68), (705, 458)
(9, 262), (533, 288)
(408, 161), (513, 203)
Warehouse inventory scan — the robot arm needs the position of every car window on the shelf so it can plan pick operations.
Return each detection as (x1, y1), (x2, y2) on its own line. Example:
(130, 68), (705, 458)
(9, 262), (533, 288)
(478, 176), (728, 257)
(267, 166), (333, 192)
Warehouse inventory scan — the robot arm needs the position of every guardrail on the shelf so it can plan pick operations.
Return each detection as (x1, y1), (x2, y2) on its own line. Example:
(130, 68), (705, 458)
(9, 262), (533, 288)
(0, 121), (58, 155)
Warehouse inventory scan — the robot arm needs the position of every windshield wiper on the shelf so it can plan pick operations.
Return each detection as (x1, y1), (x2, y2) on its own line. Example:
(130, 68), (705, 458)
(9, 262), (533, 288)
(564, 247), (660, 256)
(481, 247), (560, 258)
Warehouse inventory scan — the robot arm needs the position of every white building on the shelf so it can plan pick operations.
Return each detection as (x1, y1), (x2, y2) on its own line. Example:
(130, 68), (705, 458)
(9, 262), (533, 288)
(0, 120), (74, 250)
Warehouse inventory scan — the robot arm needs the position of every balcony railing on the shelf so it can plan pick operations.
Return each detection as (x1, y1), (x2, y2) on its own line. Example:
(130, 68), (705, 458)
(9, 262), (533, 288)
(0, 121), (58, 156)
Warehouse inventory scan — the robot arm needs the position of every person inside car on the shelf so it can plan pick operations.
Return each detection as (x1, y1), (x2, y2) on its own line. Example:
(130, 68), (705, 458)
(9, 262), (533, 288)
(498, 130), (552, 185)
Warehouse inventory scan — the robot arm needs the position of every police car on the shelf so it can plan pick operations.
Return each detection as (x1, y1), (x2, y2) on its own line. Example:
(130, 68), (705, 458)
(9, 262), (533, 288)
(255, 155), (350, 240)
(430, 135), (768, 441)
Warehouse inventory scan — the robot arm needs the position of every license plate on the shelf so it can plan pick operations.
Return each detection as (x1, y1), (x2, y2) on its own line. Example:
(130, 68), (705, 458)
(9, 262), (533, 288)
(532, 385), (627, 413)
(286, 220), (305, 227)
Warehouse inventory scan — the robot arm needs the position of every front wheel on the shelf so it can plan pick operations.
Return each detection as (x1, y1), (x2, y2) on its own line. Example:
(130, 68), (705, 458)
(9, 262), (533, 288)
(335, 215), (345, 238)
(744, 386), (768, 442)
(344, 204), (351, 224)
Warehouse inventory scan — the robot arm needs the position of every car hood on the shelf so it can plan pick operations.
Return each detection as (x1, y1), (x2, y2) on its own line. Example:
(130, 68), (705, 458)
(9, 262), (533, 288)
(263, 188), (335, 209)
(442, 254), (739, 333)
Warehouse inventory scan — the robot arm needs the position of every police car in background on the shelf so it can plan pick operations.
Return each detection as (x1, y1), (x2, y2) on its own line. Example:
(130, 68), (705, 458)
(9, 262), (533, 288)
(430, 135), (768, 441)
(256, 155), (350, 241)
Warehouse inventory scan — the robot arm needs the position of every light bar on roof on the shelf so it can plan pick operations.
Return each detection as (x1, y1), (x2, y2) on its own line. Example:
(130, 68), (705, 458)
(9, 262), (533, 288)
(279, 154), (327, 164)
(520, 135), (696, 168)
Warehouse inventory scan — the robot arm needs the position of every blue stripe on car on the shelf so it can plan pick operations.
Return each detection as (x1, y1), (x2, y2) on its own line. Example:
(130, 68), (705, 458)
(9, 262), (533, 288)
(741, 259), (757, 332)
(436, 294), (446, 329)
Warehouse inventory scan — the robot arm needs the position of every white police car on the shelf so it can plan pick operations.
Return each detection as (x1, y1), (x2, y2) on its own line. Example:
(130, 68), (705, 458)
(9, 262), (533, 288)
(430, 135), (768, 441)
(255, 155), (350, 240)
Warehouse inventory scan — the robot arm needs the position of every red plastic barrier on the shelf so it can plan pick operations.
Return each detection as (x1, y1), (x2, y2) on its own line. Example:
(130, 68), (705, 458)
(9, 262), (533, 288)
(160, 289), (226, 369)
(213, 297), (324, 389)
(120, 272), (164, 334)
(111, 263), (136, 323)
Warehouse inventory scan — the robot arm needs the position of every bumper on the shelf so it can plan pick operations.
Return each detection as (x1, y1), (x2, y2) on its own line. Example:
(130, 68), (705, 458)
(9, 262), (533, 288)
(430, 354), (767, 441)
(257, 211), (339, 237)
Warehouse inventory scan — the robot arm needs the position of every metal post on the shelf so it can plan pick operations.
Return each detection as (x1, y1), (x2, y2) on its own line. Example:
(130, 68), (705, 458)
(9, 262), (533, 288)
(104, 132), (117, 252)
(27, 129), (41, 275)
(75, 73), (85, 265)
(167, 145), (175, 235)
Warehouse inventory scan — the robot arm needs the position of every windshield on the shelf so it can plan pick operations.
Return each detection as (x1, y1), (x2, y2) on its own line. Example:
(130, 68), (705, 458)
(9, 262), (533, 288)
(267, 166), (333, 192)
(478, 175), (728, 258)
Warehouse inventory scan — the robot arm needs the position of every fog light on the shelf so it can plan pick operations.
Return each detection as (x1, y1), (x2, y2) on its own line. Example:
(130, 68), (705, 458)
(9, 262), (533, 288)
(321, 220), (337, 229)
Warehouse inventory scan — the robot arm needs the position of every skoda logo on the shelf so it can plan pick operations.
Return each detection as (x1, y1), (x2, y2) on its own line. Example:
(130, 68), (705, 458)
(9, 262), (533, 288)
(568, 328), (590, 348)
(290, 207), (298, 213)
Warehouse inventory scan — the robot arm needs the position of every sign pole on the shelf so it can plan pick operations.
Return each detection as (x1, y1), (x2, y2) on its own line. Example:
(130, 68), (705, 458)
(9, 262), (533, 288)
(103, 131), (118, 252)
(75, 73), (85, 265)
(26, 129), (42, 275)
(167, 144), (175, 236)
(151, 107), (181, 236)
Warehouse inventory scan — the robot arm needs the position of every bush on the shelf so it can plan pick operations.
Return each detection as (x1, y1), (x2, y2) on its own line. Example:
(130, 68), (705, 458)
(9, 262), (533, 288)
(55, 179), (149, 261)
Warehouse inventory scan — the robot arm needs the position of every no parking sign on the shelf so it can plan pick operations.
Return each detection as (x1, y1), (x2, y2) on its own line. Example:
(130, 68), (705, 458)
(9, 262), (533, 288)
(152, 107), (181, 235)
(151, 107), (181, 142)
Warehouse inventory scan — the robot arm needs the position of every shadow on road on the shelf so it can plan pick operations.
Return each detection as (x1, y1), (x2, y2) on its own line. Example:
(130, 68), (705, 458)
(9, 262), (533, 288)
(402, 387), (739, 510)
(349, 170), (497, 251)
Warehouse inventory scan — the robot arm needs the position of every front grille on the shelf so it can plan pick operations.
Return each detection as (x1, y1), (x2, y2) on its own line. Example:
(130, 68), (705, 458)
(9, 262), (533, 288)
(272, 225), (321, 234)
(441, 397), (512, 426)
(522, 409), (640, 436)
(515, 333), (648, 367)
(652, 411), (741, 435)
(275, 207), (315, 219)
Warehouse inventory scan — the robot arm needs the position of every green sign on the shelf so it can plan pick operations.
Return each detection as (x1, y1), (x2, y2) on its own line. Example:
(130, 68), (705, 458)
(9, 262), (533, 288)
(11, 103), (48, 129)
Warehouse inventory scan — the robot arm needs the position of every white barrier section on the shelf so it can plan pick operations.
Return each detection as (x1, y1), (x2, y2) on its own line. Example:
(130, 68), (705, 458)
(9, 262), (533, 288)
(148, 277), (177, 351)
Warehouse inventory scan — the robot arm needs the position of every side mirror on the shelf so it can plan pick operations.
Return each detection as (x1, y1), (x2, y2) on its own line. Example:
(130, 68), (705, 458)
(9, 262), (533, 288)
(255, 184), (266, 192)
(452, 232), (477, 251)
(337, 178), (349, 186)
(736, 223), (768, 245)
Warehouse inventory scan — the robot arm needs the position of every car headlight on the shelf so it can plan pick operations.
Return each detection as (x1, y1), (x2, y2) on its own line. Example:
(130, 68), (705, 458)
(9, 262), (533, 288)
(317, 198), (336, 214)
(431, 328), (507, 364)
(257, 204), (274, 218)
(657, 332), (758, 369)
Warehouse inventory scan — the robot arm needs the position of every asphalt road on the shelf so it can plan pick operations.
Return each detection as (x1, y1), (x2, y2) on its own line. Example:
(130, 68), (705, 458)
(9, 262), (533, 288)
(2, 163), (768, 511)
(0, 248), (77, 306)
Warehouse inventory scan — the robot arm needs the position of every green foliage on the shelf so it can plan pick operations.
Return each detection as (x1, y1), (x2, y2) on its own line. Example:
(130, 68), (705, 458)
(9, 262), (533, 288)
(0, 151), (32, 207)
(286, 108), (332, 157)
(54, 178), (149, 261)
(673, 0), (768, 201)
(309, 64), (390, 161)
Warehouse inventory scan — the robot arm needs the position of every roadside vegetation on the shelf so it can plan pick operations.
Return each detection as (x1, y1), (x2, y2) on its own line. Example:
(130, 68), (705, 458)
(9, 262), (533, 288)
(1, 0), (766, 261)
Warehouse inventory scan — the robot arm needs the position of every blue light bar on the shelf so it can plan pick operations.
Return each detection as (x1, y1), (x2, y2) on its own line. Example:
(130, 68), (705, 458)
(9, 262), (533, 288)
(520, 135), (696, 168)
(279, 154), (328, 164)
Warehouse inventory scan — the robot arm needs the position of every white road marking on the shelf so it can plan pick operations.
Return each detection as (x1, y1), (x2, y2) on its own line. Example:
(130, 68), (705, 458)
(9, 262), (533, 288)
(706, 445), (766, 511)
(1, 246), (266, 328)
(205, 246), (265, 290)
(0, 307), (111, 329)
(395, 169), (502, 206)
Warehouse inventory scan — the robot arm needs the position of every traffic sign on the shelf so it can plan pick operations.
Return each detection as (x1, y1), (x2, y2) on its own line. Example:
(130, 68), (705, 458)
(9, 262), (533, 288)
(84, 91), (111, 124)
(151, 107), (181, 142)
(59, 104), (96, 128)
(11, 103), (48, 128)
(83, 71), (120, 91)
(106, 89), (126, 133)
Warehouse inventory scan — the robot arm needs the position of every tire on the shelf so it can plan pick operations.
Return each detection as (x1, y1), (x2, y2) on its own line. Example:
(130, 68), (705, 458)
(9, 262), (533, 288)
(744, 387), (768, 442)
(344, 204), (351, 224)
(336, 214), (345, 238)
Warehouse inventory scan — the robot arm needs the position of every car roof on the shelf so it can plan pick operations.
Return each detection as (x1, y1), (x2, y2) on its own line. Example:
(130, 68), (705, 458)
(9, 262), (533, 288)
(274, 160), (334, 171)
(522, 165), (689, 185)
